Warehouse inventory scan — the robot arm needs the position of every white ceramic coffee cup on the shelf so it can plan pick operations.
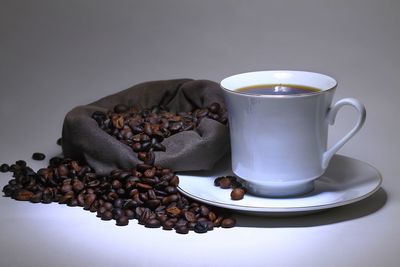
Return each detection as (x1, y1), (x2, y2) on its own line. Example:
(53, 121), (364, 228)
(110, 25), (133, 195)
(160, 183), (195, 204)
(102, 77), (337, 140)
(220, 70), (366, 197)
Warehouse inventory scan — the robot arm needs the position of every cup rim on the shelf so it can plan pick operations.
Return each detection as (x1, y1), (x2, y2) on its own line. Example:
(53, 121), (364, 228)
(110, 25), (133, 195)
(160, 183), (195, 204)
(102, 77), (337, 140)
(220, 70), (338, 98)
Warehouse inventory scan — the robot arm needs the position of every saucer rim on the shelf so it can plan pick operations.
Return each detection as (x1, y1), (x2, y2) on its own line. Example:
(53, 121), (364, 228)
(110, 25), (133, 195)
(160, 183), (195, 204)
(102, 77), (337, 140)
(177, 155), (383, 213)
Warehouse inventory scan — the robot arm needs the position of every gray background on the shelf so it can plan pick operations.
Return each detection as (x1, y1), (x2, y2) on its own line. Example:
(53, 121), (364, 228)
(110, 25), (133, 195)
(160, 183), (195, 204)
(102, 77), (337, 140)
(0, 0), (399, 266)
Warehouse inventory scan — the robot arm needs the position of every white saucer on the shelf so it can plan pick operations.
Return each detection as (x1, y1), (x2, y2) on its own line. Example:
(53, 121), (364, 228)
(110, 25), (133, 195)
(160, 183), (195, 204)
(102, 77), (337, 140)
(177, 155), (382, 215)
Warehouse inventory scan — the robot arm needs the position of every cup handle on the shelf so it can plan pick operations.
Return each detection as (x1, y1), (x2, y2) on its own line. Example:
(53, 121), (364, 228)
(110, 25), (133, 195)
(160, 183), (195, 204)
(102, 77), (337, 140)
(322, 98), (366, 169)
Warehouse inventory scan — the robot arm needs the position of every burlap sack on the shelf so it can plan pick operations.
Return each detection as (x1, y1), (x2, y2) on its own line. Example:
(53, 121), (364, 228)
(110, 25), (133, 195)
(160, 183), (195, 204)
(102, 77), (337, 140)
(62, 79), (229, 175)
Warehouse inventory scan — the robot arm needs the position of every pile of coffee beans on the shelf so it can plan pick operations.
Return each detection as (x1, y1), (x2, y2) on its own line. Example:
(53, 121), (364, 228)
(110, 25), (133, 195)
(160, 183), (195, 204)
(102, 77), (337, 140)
(92, 103), (228, 164)
(214, 176), (247, 200)
(1, 157), (235, 233)
(1, 103), (236, 234)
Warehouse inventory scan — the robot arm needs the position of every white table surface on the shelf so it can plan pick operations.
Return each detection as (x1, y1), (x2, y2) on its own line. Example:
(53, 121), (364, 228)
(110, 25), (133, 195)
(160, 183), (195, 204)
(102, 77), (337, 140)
(0, 1), (399, 266)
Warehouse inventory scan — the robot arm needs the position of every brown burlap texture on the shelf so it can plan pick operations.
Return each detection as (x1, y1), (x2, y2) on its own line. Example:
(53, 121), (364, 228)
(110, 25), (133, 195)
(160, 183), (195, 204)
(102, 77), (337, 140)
(62, 79), (230, 175)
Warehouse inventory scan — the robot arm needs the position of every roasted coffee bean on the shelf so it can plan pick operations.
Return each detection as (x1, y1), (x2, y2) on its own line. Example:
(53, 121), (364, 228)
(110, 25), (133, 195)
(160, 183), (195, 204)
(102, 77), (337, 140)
(14, 189), (33, 201)
(72, 180), (85, 192)
(111, 180), (122, 190)
(184, 211), (197, 223)
(116, 216), (129, 226)
(112, 208), (124, 220)
(136, 183), (153, 190)
(208, 102), (221, 114)
(15, 160), (27, 168)
(138, 209), (152, 225)
(101, 211), (113, 221)
(137, 152), (147, 162)
(70, 161), (81, 172)
(61, 184), (73, 194)
(143, 168), (156, 178)
(0, 163), (9, 173)
(131, 142), (142, 152)
(175, 225), (189, 234)
(214, 177), (222, 186)
(166, 206), (181, 217)
(164, 186), (177, 194)
(219, 177), (232, 189)
(143, 123), (153, 136)
(32, 152), (46, 161)
(131, 125), (144, 134)
(162, 194), (179, 205)
(162, 219), (176, 230)
(199, 205), (210, 217)
(125, 209), (135, 219)
(141, 142), (151, 151)
(103, 202), (113, 210)
(88, 180), (100, 188)
(136, 164), (153, 172)
(57, 165), (69, 177)
(145, 218), (161, 228)
(43, 188), (55, 202)
(67, 198), (79, 207)
(169, 122), (182, 132)
(92, 111), (107, 122)
(213, 216), (224, 227)
(152, 143), (166, 152)
(30, 192), (43, 203)
(221, 218), (236, 228)
(83, 193), (96, 210)
(206, 221), (214, 231)
(169, 176), (179, 187)
(49, 157), (63, 167)
(112, 115), (124, 129)
(97, 206), (107, 217)
(208, 211), (217, 222)
(231, 188), (245, 200)
(114, 198), (124, 208)
(194, 221), (208, 234)
(76, 194), (85, 206)
(114, 104), (129, 114)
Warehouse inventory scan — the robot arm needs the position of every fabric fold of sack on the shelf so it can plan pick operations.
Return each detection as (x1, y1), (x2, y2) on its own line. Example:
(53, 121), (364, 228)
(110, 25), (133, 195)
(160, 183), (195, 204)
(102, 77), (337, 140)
(62, 79), (230, 175)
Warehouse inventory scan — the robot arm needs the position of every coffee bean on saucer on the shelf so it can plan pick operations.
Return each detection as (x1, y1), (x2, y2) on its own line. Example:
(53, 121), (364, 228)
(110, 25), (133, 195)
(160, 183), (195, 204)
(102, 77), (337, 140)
(32, 152), (46, 161)
(219, 177), (232, 189)
(214, 176), (222, 186)
(230, 188), (245, 200)
(0, 163), (9, 173)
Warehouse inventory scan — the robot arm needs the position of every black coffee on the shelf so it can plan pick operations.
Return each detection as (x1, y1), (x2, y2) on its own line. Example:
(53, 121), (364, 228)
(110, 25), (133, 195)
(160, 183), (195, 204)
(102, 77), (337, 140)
(237, 84), (321, 95)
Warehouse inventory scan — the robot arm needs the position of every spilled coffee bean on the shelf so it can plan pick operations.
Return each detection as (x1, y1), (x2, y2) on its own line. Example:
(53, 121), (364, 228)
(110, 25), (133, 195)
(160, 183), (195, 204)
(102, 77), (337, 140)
(32, 152), (46, 161)
(214, 176), (247, 200)
(0, 163), (9, 173)
(221, 218), (236, 228)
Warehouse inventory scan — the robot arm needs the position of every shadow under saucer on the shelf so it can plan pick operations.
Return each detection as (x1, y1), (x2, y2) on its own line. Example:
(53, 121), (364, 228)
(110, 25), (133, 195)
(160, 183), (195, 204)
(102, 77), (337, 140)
(234, 187), (387, 228)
